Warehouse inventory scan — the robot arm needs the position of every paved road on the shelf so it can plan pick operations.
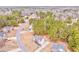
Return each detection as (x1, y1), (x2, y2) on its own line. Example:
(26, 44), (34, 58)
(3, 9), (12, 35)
(16, 23), (27, 52)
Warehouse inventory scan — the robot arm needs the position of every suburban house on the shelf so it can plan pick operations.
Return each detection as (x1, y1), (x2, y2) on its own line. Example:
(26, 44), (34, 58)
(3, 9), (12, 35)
(33, 35), (45, 46)
(52, 43), (66, 52)
(29, 13), (40, 19)
(2, 26), (13, 33)
(24, 19), (29, 24)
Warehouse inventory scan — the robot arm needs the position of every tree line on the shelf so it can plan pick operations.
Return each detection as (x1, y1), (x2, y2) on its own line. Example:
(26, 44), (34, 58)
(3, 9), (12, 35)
(29, 11), (79, 52)
(0, 10), (24, 29)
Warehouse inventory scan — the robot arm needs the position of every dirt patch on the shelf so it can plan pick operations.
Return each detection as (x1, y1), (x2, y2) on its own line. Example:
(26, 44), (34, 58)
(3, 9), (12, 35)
(0, 40), (18, 52)
(6, 30), (16, 37)
(21, 32), (39, 52)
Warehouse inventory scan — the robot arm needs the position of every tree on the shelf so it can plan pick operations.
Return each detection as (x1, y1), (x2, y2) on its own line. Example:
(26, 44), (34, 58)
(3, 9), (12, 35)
(46, 11), (53, 17)
(68, 25), (79, 51)
(65, 16), (72, 24)
(18, 17), (24, 23)
(29, 18), (35, 25)
(33, 19), (47, 35)
(36, 11), (47, 19)
(12, 10), (21, 17)
(10, 20), (18, 26)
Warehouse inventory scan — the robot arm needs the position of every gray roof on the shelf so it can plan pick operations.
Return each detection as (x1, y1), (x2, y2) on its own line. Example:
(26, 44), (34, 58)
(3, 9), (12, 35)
(52, 43), (65, 52)
(0, 32), (5, 37)
(3, 26), (12, 32)
(34, 35), (43, 41)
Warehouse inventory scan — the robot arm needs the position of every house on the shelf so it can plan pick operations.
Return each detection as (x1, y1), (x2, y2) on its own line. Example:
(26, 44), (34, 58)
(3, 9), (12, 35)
(24, 19), (29, 24)
(51, 43), (66, 52)
(21, 11), (30, 17)
(33, 35), (45, 46)
(29, 13), (40, 19)
(2, 26), (13, 33)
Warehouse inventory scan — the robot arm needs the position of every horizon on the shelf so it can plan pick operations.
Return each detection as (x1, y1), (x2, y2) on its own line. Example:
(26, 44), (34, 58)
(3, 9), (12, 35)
(0, 6), (79, 9)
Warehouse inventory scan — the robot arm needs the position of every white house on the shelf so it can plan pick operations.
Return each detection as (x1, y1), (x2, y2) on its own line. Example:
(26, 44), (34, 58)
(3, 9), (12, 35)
(33, 35), (45, 46)
(29, 13), (40, 19)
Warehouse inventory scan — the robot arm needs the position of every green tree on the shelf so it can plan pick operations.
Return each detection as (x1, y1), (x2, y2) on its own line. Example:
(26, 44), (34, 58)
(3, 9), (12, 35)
(33, 19), (47, 35)
(12, 10), (21, 17)
(29, 18), (35, 24)
(65, 16), (72, 24)
(10, 20), (18, 26)
(68, 25), (79, 51)
(37, 11), (47, 19)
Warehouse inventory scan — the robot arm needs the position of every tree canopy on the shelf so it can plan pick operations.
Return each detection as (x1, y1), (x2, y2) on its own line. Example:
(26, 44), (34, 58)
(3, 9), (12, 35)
(31, 11), (79, 51)
(0, 10), (24, 28)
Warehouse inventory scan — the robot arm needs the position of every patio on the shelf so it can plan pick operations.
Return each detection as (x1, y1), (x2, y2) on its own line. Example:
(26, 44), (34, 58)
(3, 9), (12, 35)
(0, 40), (18, 52)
